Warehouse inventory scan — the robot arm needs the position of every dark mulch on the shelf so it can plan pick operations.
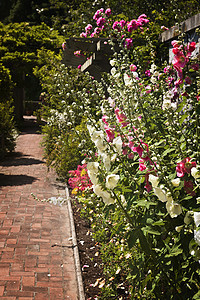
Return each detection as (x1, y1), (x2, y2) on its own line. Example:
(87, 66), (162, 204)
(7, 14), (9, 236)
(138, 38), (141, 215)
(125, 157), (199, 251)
(71, 198), (104, 300)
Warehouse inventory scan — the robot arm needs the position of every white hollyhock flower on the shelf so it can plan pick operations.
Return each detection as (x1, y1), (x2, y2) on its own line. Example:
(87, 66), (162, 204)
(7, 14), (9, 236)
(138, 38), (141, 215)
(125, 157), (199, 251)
(92, 185), (114, 204)
(91, 130), (104, 143)
(153, 187), (167, 202)
(113, 136), (122, 154)
(88, 170), (98, 185)
(194, 212), (200, 227)
(162, 98), (172, 110)
(101, 190), (115, 204)
(106, 174), (120, 189)
(87, 162), (99, 173)
(124, 73), (133, 86)
(194, 230), (200, 246)
(171, 178), (180, 187)
(166, 200), (182, 218)
(191, 167), (200, 179)
(148, 174), (159, 188)
(102, 154), (111, 172)
(184, 211), (193, 225)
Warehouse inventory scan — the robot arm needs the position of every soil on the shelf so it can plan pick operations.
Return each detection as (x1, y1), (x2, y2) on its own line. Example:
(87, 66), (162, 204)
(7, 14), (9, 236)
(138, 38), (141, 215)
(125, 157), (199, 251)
(71, 197), (104, 300)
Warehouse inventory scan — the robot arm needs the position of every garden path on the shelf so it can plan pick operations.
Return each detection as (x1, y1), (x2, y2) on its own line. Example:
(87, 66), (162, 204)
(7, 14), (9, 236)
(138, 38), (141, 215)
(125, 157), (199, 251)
(0, 116), (78, 300)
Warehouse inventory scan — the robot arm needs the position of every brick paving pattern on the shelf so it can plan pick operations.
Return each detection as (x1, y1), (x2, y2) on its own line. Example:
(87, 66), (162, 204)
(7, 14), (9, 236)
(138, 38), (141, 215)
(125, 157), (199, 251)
(0, 117), (78, 300)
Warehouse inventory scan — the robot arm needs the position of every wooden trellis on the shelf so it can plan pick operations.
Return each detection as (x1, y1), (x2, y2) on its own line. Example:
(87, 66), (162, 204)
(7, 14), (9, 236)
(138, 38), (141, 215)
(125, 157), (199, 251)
(62, 37), (119, 80)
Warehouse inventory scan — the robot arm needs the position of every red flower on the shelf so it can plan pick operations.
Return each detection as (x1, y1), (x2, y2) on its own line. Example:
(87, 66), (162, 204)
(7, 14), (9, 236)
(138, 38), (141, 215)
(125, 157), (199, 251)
(176, 158), (197, 177)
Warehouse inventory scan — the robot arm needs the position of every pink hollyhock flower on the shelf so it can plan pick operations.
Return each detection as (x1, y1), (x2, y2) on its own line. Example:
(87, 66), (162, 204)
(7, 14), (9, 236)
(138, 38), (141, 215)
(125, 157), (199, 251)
(97, 16), (106, 28)
(93, 9), (104, 21)
(187, 42), (196, 53)
(102, 115), (108, 125)
(125, 38), (133, 49)
(176, 158), (197, 177)
(161, 26), (169, 31)
(77, 65), (81, 69)
(130, 64), (137, 72)
(80, 32), (87, 38)
(123, 149), (128, 155)
(145, 70), (151, 77)
(85, 24), (93, 33)
(105, 127), (115, 142)
(105, 8), (111, 17)
(119, 19), (126, 28)
(62, 42), (66, 50)
(128, 153), (134, 159)
(197, 94), (200, 101)
(112, 21), (121, 31)
(137, 14), (149, 26)
(184, 180), (196, 196)
(115, 107), (128, 127)
(139, 158), (146, 171)
(94, 27), (101, 35)
(127, 19), (138, 32)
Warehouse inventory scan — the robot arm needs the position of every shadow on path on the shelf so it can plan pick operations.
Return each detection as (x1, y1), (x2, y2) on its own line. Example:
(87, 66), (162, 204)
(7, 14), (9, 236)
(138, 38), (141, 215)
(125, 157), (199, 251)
(0, 173), (38, 187)
(0, 152), (44, 167)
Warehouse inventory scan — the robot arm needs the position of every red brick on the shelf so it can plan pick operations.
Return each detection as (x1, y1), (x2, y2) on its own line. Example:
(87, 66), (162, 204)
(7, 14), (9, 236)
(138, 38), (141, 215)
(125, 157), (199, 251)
(6, 239), (17, 245)
(22, 276), (35, 286)
(0, 267), (9, 276)
(10, 226), (21, 233)
(49, 287), (63, 299)
(6, 280), (20, 290)
(0, 286), (4, 296)
(35, 292), (49, 300)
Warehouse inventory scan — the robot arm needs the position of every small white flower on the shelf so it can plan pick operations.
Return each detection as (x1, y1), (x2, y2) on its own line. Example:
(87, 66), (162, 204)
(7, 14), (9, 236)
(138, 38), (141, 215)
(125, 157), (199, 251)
(191, 167), (200, 179)
(148, 174), (159, 188)
(110, 59), (116, 66)
(171, 178), (180, 187)
(106, 174), (120, 189)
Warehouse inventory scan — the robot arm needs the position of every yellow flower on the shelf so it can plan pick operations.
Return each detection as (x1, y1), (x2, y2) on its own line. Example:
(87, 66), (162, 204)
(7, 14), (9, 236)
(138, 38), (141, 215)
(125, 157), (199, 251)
(72, 187), (78, 195)
(81, 168), (87, 176)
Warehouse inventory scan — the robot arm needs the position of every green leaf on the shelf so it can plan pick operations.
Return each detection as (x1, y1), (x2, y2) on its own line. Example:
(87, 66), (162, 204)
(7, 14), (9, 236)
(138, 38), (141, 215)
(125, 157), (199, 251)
(127, 229), (139, 249)
(162, 147), (175, 157)
(143, 226), (161, 235)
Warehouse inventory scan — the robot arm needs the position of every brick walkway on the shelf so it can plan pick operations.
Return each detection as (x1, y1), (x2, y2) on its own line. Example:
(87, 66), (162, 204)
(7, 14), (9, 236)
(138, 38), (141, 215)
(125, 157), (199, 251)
(0, 117), (78, 300)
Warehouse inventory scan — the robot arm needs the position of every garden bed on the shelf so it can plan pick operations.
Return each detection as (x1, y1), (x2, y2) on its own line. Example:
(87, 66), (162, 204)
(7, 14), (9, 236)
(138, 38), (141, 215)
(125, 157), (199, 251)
(71, 198), (104, 299)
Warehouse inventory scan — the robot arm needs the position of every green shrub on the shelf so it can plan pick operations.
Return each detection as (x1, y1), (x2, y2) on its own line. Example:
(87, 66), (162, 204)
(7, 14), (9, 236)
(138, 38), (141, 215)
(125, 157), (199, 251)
(0, 64), (17, 158)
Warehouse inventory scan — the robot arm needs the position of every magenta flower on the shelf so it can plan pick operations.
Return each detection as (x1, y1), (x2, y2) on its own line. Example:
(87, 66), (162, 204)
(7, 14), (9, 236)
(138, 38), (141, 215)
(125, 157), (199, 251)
(85, 24), (93, 33)
(130, 64), (137, 72)
(145, 70), (151, 77)
(97, 16), (106, 28)
(176, 158), (197, 177)
(105, 8), (111, 17)
(62, 42), (66, 50)
(77, 65), (81, 69)
(112, 21), (121, 31)
(124, 38), (133, 49)
(184, 180), (196, 196)
(127, 19), (138, 32)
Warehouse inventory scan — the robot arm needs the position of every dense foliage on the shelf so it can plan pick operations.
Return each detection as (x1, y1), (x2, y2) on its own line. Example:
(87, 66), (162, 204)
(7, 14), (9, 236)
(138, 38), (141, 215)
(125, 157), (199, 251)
(0, 64), (16, 158)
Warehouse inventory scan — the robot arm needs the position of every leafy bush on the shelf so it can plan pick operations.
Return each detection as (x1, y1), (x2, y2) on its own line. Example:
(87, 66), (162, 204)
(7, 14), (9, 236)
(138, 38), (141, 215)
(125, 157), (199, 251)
(0, 64), (17, 158)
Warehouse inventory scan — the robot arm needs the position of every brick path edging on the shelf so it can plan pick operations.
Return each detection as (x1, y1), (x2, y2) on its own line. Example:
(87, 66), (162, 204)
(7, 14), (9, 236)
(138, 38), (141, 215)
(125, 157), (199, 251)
(66, 188), (85, 300)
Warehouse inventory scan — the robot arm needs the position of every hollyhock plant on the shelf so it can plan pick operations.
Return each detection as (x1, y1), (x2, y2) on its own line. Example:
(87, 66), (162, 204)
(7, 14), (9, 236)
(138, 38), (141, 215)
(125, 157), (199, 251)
(55, 8), (200, 299)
